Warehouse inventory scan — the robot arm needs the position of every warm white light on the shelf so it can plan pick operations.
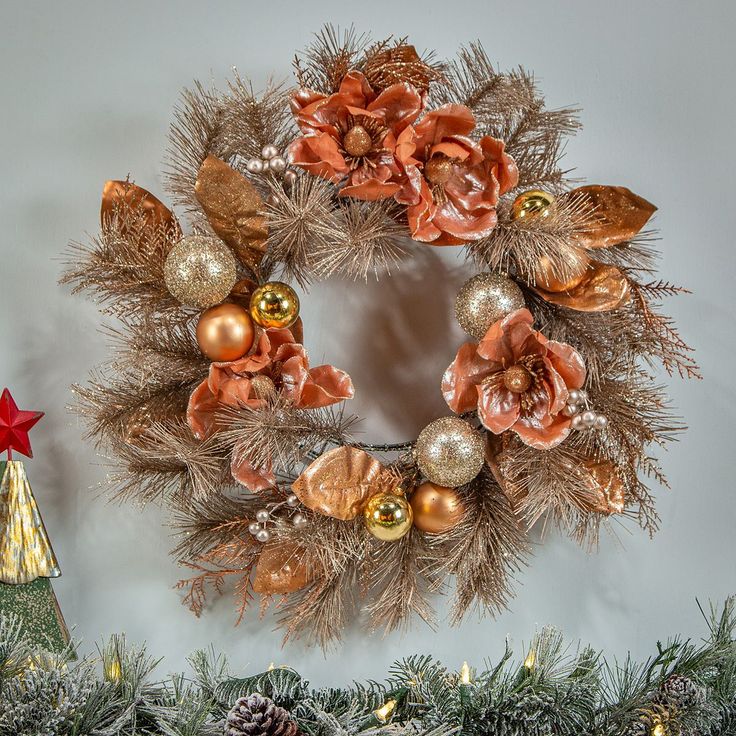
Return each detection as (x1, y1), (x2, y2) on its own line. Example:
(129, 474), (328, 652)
(460, 661), (472, 684)
(373, 698), (397, 723)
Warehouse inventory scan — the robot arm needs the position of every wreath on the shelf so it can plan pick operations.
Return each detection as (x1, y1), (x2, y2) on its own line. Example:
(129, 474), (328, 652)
(63, 27), (698, 647)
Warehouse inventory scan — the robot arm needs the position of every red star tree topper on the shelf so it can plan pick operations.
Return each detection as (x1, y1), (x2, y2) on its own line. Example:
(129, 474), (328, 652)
(0, 388), (44, 459)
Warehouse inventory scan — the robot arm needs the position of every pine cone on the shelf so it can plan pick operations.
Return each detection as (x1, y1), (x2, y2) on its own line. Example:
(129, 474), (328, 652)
(225, 694), (298, 736)
(657, 673), (703, 708)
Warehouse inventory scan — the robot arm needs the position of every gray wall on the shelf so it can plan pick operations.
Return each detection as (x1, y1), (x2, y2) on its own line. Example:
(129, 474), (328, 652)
(1, 0), (734, 683)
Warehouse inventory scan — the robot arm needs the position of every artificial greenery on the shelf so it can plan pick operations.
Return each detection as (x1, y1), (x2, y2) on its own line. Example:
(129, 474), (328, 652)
(1, 600), (735, 735)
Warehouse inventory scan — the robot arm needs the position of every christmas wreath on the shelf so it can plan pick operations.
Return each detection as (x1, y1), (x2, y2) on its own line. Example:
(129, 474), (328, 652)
(63, 28), (698, 646)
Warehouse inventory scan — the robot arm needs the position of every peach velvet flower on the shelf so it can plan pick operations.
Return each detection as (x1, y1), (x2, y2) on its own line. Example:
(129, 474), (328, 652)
(395, 105), (519, 244)
(289, 71), (424, 200)
(441, 309), (585, 449)
(187, 327), (354, 490)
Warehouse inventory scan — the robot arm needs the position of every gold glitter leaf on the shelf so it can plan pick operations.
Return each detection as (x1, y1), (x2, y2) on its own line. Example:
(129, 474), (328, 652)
(194, 155), (268, 269)
(292, 446), (384, 520)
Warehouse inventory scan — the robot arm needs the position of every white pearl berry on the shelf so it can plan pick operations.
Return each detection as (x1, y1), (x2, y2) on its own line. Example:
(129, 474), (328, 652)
(246, 158), (264, 174)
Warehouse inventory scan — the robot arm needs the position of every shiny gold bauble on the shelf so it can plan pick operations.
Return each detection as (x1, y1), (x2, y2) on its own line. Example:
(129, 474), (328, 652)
(455, 273), (526, 340)
(410, 482), (464, 534)
(196, 303), (255, 362)
(164, 235), (237, 308)
(343, 125), (373, 157)
(363, 492), (413, 541)
(415, 417), (484, 488)
(511, 189), (556, 221)
(249, 281), (300, 329)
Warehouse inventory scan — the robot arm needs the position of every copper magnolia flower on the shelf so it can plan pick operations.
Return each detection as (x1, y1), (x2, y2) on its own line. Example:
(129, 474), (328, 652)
(441, 309), (585, 449)
(395, 105), (519, 244)
(289, 71), (423, 200)
(187, 327), (354, 490)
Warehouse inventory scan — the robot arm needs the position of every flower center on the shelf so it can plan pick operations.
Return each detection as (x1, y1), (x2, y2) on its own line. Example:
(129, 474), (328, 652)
(503, 364), (533, 394)
(424, 155), (453, 185)
(343, 125), (373, 158)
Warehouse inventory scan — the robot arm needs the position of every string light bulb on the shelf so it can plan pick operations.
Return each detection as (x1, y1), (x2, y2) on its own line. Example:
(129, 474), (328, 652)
(267, 662), (276, 671)
(652, 724), (665, 736)
(373, 698), (397, 723)
(524, 649), (536, 670)
(460, 661), (472, 684)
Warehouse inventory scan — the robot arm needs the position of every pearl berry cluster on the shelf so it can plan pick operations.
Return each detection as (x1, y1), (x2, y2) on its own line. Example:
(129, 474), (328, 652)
(248, 493), (307, 543)
(562, 388), (609, 432)
(246, 144), (296, 185)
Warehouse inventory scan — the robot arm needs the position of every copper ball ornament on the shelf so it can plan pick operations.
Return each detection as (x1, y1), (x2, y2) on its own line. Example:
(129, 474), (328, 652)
(196, 303), (255, 362)
(455, 273), (526, 340)
(410, 482), (464, 534)
(532, 252), (590, 293)
(415, 417), (484, 488)
(363, 492), (413, 541)
(249, 281), (300, 329)
(164, 235), (238, 308)
(511, 189), (556, 221)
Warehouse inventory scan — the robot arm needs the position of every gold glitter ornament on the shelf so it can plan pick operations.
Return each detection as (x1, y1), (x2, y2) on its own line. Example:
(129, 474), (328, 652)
(249, 281), (300, 329)
(163, 235), (237, 308)
(363, 491), (413, 541)
(415, 417), (484, 488)
(455, 273), (525, 339)
(511, 189), (556, 221)
(0, 461), (60, 584)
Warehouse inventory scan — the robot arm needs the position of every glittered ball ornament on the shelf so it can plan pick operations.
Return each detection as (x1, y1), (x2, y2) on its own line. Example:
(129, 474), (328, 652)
(249, 281), (300, 329)
(410, 482), (464, 534)
(415, 417), (484, 488)
(363, 492), (413, 541)
(455, 273), (526, 339)
(163, 235), (237, 308)
(511, 189), (556, 221)
(196, 303), (255, 362)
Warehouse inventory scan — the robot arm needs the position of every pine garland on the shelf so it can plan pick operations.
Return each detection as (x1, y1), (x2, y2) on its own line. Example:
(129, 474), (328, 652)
(2, 600), (735, 736)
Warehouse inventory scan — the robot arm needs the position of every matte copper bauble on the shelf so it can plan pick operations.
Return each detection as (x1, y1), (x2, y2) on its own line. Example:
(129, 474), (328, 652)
(363, 492), (413, 541)
(196, 303), (255, 362)
(511, 189), (556, 221)
(249, 281), (300, 329)
(533, 252), (590, 293)
(410, 482), (464, 534)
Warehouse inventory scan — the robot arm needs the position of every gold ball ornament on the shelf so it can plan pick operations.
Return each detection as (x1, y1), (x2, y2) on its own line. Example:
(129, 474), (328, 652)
(196, 303), (255, 362)
(415, 417), (484, 488)
(455, 273), (526, 339)
(410, 482), (464, 534)
(511, 189), (556, 221)
(249, 281), (300, 329)
(164, 235), (238, 308)
(363, 492), (413, 541)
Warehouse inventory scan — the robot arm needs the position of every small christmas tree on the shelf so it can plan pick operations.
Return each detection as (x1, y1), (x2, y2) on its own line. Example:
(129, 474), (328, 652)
(0, 388), (70, 651)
